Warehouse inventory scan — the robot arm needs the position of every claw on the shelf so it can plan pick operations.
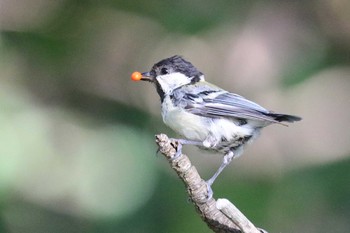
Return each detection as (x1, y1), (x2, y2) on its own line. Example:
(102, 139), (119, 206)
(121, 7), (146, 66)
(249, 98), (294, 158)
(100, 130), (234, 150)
(170, 141), (183, 161)
(205, 182), (214, 200)
(169, 138), (203, 161)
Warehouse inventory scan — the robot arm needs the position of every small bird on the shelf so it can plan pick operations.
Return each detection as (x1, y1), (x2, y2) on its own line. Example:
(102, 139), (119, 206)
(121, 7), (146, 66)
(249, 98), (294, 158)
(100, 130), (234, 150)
(132, 55), (301, 195)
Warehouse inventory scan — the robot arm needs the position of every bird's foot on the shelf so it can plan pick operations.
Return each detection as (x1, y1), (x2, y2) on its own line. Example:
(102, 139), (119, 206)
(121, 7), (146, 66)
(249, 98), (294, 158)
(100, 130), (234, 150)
(204, 180), (214, 201)
(169, 138), (202, 161)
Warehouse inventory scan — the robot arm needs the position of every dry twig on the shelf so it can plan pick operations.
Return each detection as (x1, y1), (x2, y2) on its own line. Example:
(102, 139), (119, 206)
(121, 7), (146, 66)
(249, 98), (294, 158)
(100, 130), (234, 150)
(155, 134), (267, 233)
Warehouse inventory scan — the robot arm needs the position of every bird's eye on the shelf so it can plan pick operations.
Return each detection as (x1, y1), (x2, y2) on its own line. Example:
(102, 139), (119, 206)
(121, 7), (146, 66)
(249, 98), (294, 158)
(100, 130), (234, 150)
(160, 67), (168, 75)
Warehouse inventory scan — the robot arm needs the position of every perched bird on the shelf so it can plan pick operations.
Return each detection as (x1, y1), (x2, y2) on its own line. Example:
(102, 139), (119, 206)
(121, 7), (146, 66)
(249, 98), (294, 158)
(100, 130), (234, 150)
(131, 55), (301, 195)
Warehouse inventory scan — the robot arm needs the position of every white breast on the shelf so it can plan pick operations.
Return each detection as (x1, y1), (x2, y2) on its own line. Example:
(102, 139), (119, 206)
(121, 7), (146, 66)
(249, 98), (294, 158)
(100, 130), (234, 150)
(161, 96), (210, 141)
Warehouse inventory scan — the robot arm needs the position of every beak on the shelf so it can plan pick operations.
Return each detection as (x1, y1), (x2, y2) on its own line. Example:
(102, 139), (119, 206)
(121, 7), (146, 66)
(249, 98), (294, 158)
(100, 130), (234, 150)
(140, 72), (154, 82)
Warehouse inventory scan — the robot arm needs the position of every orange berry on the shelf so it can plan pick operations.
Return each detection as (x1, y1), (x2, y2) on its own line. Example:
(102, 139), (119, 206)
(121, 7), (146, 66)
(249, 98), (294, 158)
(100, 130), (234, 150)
(131, 71), (142, 81)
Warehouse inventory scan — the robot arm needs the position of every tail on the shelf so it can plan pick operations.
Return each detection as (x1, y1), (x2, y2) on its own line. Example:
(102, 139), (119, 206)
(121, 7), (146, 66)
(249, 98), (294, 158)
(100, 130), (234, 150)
(266, 113), (302, 123)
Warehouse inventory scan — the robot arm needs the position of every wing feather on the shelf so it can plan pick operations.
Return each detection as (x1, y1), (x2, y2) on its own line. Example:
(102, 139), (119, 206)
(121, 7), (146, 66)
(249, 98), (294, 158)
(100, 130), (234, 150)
(176, 86), (279, 123)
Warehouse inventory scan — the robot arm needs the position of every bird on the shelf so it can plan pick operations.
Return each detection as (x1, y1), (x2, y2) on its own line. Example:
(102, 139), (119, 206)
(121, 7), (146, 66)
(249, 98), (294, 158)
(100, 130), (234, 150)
(131, 55), (301, 196)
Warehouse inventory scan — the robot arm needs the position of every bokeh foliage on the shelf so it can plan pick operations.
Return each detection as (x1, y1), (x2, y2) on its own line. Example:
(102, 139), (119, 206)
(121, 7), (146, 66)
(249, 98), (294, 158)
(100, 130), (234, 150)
(1, 1), (349, 232)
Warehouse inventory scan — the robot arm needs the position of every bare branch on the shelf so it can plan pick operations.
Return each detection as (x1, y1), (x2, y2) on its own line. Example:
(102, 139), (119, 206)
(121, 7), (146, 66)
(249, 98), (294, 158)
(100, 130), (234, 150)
(155, 134), (267, 233)
(216, 199), (267, 233)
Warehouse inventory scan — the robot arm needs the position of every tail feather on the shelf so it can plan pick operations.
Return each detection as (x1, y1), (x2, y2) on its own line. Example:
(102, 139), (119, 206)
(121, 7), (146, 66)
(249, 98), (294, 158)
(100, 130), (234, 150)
(267, 113), (302, 123)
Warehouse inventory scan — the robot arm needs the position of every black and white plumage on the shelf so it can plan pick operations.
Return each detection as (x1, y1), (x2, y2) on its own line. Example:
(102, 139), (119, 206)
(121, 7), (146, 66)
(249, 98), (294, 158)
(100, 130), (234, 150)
(138, 55), (301, 193)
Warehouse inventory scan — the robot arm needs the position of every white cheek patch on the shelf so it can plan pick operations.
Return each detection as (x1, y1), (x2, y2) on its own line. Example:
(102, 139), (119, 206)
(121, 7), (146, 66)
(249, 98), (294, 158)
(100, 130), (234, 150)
(156, 73), (190, 94)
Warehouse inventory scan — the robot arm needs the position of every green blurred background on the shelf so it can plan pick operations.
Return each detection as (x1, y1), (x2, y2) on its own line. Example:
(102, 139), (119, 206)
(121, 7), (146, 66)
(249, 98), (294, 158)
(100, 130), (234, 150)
(1, 1), (350, 232)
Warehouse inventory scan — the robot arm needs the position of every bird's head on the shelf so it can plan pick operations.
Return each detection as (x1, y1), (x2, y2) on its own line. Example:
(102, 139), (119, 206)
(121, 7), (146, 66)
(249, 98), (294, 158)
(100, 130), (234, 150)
(132, 56), (204, 101)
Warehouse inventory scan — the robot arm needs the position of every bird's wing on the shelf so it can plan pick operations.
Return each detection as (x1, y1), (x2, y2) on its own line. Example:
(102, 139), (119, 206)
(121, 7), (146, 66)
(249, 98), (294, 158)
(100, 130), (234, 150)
(178, 86), (279, 123)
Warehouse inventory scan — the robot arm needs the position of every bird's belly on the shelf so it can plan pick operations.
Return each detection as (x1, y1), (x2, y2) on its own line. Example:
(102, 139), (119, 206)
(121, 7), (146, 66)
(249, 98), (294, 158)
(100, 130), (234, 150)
(162, 109), (256, 148)
(204, 118), (257, 155)
(162, 108), (210, 141)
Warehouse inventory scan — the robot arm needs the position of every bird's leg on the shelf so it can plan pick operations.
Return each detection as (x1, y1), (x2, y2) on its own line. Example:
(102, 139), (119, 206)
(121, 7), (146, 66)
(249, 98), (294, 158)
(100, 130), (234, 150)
(169, 138), (203, 160)
(206, 151), (235, 199)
